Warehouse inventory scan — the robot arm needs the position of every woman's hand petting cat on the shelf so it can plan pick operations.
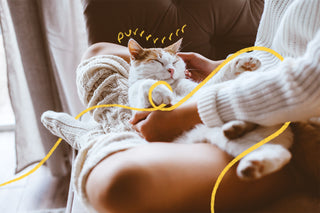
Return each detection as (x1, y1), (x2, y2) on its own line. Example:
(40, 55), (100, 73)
(129, 102), (202, 142)
(178, 52), (223, 83)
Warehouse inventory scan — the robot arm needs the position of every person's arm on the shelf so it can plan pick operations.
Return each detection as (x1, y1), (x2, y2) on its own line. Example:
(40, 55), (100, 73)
(198, 30), (320, 127)
(178, 52), (223, 82)
(130, 102), (202, 142)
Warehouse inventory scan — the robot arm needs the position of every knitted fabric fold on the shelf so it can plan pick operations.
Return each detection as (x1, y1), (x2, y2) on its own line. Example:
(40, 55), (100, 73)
(73, 131), (146, 212)
(73, 55), (147, 212)
(76, 55), (133, 133)
(41, 55), (148, 212)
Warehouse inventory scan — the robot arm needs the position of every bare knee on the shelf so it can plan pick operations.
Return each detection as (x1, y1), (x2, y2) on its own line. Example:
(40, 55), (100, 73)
(86, 157), (153, 213)
(81, 42), (112, 61)
(81, 42), (130, 62)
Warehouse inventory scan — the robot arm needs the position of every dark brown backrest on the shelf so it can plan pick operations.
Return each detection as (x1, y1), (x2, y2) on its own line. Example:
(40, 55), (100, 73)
(82, 0), (263, 60)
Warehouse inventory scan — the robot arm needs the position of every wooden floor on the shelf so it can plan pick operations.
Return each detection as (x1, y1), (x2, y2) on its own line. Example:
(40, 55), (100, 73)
(0, 131), (69, 213)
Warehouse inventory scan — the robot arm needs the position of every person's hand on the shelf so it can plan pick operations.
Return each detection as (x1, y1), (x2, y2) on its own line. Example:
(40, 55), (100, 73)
(129, 102), (202, 142)
(178, 52), (223, 83)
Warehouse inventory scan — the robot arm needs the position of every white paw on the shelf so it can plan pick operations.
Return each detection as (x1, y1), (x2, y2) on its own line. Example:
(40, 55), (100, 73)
(233, 56), (261, 75)
(237, 148), (291, 181)
(151, 85), (173, 106)
(237, 159), (265, 181)
(222, 120), (256, 139)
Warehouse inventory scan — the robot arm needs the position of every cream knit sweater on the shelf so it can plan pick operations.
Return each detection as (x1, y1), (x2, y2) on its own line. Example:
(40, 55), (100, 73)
(198, 0), (320, 127)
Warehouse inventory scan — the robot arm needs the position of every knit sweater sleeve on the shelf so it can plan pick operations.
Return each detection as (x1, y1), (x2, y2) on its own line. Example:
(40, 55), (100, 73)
(197, 29), (320, 127)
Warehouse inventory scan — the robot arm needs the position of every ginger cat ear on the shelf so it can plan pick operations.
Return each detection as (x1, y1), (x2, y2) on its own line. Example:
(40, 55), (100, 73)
(165, 38), (183, 54)
(128, 39), (144, 60)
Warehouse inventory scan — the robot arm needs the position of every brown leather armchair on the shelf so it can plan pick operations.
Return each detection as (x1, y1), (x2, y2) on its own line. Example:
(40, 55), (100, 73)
(82, 0), (264, 60)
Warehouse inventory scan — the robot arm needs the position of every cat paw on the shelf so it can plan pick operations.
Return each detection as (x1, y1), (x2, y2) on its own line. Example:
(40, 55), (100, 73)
(233, 56), (261, 74)
(151, 85), (173, 106)
(237, 160), (265, 181)
(237, 148), (291, 181)
(222, 121), (256, 139)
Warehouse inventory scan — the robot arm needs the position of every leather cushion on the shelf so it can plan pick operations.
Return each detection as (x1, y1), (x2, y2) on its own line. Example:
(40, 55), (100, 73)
(82, 0), (263, 60)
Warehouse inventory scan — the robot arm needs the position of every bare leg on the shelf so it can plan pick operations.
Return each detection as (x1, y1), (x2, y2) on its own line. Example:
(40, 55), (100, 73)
(86, 143), (293, 213)
(82, 42), (131, 63)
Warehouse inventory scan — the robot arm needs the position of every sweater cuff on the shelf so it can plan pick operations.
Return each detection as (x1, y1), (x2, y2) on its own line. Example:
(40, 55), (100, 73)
(197, 87), (224, 127)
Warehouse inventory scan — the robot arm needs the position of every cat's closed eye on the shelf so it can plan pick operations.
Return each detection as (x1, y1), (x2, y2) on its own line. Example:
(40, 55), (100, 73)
(173, 59), (179, 65)
(152, 59), (164, 66)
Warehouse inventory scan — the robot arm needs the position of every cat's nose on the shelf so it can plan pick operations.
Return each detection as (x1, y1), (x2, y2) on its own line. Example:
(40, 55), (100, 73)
(167, 68), (174, 78)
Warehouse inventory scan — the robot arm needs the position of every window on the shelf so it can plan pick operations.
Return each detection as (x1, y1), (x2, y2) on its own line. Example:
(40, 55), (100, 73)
(0, 29), (15, 130)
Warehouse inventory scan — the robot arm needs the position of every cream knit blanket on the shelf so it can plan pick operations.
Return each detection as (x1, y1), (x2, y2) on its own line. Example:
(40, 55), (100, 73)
(42, 55), (147, 212)
(76, 55), (133, 133)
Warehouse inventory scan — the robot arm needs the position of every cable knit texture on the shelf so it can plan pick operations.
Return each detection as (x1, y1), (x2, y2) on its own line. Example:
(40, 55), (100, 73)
(76, 55), (133, 133)
(41, 55), (147, 212)
(72, 55), (148, 211)
(41, 110), (103, 150)
(197, 0), (320, 127)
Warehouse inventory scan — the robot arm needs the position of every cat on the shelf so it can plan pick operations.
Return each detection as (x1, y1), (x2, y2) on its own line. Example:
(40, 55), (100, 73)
(127, 38), (293, 181)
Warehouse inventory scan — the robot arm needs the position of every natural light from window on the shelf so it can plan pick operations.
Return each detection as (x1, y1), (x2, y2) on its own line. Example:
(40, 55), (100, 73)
(0, 29), (15, 130)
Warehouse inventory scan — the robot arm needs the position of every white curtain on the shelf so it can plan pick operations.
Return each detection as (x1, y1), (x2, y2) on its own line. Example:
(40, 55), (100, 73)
(0, 0), (88, 176)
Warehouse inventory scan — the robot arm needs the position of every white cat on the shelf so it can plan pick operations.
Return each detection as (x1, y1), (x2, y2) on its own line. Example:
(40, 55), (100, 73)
(128, 38), (293, 180)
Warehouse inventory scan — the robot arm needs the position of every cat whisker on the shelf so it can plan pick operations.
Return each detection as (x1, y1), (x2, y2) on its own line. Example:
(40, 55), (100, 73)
(180, 40), (192, 51)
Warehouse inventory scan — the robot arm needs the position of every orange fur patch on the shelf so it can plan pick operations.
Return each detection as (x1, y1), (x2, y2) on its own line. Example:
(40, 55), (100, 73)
(132, 48), (177, 66)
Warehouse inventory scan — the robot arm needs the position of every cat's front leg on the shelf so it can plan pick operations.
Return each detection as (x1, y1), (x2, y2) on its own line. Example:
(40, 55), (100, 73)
(231, 56), (261, 75)
(237, 143), (292, 180)
(150, 83), (174, 107)
(129, 81), (147, 108)
(129, 79), (173, 108)
(174, 79), (198, 97)
(222, 120), (257, 139)
(205, 56), (261, 85)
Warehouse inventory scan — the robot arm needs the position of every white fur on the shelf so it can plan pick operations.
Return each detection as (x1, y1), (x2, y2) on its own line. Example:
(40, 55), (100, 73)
(129, 50), (192, 108)
(175, 123), (293, 180)
(129, 48), (293, 180)
(308, 116), (320, 126)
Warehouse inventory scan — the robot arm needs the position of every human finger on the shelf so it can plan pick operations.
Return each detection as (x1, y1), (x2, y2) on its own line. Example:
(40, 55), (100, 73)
(184, 70), (192, 79)
(177, 52), (196, 62)
(129, 111), (152, 125)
